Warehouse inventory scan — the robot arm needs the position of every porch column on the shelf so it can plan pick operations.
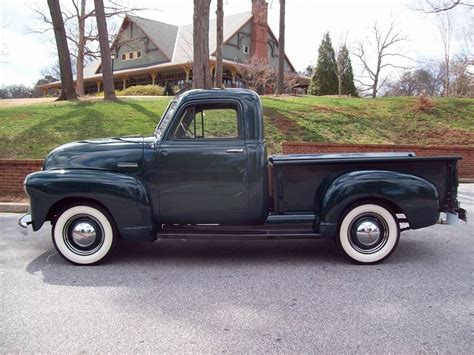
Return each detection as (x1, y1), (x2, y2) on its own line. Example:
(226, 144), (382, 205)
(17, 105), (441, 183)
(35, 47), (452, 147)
(231, 67), (237, 87)
(122, 77), (128, 90)
(96, 80), (101, 93)
(183, 66), (191, 84)
(151, 71), (158, 86)
(210, 62), (215, 84)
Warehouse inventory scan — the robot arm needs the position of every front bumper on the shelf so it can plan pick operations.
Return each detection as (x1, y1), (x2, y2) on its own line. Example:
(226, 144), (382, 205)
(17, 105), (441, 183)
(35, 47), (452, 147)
(18, 213), (32, 235)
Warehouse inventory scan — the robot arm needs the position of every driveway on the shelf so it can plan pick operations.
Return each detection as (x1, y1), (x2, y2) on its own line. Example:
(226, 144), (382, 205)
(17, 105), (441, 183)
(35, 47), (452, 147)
(1, 185), (472, 353)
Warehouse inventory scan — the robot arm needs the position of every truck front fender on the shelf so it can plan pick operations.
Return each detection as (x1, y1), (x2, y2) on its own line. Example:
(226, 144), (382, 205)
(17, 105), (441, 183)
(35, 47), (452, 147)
(25, 169), (154, 241)
(317, 170), (439, 238)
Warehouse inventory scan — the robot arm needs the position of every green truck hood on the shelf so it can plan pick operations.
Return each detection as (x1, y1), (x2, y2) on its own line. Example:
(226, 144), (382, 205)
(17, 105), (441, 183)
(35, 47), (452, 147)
(43, 136), (144, 173)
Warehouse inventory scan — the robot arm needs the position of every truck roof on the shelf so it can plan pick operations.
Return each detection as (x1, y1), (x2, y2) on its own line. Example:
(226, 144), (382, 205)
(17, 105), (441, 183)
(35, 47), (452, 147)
(176, 88), (260, 101)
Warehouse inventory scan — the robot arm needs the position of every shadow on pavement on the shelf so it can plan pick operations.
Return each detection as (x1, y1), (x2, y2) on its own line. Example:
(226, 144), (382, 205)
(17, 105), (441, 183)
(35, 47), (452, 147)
(24, 236), (433, 288)
(26, 238), (345, 287)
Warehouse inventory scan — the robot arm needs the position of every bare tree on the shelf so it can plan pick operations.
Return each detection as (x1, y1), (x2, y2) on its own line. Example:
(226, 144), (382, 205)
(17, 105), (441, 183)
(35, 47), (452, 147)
(276, 0), (286, 95)
(47, 0), (77, 101)
(31, 1), (149, 96)
(237, 59), (276, 93)
(450, 55), (474, 96)
(436, 9), (454, 96)
(334, 35), (349, 96)
(193, 0), (212, 89)
(238, 58), (299, 94)
(215, 0), (224, 88)
(94, 0), (116, 100)
(386, 68), (443, 96)
(31, 1), (98, 96)
(74, 0), (87, 96)
(354, 21), (410, 98)
(418, 0), (474, 13)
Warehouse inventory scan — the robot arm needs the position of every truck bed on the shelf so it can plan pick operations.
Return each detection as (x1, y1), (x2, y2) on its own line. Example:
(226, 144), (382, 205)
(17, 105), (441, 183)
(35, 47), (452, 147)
(268, 152), (461, 216)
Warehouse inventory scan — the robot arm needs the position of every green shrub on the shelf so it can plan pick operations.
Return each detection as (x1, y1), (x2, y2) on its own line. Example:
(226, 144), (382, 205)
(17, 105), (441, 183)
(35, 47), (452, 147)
(116, 85), (165, 96)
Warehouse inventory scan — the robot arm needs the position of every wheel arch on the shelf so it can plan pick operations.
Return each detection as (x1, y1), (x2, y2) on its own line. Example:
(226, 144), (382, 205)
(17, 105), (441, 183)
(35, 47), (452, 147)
(47, 197), (117, 231)
(25, 169), (155, 241)
(316, 170), (439, 238)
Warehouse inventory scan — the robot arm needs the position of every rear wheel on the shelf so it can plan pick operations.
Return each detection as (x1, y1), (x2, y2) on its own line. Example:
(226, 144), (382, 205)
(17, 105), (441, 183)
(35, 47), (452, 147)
(337, 203), (400, 264)
(52, 204), (117, 265)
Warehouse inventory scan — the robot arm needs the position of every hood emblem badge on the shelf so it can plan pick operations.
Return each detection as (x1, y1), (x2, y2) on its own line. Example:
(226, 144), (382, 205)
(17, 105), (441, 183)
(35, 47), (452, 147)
(117, 161), (139, 168)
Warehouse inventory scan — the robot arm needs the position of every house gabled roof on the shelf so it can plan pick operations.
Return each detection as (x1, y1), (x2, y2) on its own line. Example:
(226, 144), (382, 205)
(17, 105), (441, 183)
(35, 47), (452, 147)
(172, 12), (253, 63)
(125, 15), (179, 61)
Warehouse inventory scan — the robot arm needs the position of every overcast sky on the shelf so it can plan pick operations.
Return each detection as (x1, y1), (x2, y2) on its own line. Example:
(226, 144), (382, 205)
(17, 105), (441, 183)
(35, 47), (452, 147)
(0, 0), (471, 86)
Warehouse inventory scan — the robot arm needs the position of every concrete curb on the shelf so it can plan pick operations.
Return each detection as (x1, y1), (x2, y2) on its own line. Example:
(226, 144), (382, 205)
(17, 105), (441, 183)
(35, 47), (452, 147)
(0, 203), (29, 213)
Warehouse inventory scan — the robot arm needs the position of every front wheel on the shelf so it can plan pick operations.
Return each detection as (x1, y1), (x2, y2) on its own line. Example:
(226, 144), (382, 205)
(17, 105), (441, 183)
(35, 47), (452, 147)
(337, 203), (400, 264)
(52, 204), (117, 265)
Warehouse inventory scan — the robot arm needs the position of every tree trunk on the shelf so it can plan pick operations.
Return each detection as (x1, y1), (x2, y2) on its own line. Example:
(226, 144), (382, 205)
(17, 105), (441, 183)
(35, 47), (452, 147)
(76, 0), (86, 96)
(338, 76), (342, 96)
(444, 49), (450, 97)
(215, 0), (224, 88)
(276, 0), (286, 95)
(372, 57), (382, 98)
(193, 0), (212, 89)
(94, 0), (116, 100)
(47, 0), (77, 101)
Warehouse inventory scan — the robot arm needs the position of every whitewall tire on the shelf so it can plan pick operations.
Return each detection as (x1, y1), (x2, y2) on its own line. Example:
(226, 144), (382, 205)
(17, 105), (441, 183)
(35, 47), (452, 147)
(338, 203), (400, 264)
(52, 204), (116, 265)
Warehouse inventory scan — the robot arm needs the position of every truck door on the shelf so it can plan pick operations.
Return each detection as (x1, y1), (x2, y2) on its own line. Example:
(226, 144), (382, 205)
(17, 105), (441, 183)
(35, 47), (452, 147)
(157, 101), (249, 224)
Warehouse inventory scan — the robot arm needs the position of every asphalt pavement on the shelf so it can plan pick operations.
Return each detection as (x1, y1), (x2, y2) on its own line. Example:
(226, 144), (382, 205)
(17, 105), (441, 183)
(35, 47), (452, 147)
(1, 185), (473, 353)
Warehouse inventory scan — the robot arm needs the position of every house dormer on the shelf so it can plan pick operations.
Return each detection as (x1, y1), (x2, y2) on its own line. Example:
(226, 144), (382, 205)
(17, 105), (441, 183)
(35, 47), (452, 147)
(108, 15), (178, 72)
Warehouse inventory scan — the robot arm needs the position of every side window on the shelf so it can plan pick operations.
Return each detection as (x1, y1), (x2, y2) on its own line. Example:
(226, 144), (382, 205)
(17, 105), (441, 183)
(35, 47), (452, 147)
(170, 103), (239, 140)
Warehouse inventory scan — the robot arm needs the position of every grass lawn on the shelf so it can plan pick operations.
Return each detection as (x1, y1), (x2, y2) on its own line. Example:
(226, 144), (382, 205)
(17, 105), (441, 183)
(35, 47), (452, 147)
(0, 95), (472, 159)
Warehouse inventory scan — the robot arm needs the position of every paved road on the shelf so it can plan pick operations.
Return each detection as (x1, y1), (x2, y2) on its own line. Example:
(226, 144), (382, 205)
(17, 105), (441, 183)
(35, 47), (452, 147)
(1, 186), (473, 353)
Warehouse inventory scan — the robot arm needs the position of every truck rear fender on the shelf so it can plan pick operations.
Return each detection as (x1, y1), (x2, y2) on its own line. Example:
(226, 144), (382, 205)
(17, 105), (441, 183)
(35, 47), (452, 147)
(25, 169), (155, 241)
(316, 170), (439, 238)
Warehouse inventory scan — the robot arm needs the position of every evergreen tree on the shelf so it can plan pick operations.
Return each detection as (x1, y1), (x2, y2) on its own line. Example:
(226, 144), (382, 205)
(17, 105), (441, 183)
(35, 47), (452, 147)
(309, 32), (338, 95)
(338, 45), (358, 96)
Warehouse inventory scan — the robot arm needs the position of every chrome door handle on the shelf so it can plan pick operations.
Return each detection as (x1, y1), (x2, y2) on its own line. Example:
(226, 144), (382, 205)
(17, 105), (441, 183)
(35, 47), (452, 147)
(225, 148), (244, 153)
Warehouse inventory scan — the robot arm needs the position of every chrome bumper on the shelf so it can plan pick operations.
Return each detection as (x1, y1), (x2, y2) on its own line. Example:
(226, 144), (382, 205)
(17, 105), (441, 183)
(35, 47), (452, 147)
(18, 213), (32, 235)
(438, 208), (467, 225)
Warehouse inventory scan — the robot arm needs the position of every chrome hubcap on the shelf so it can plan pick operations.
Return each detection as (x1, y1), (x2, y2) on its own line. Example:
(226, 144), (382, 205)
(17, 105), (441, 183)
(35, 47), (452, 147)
(71, 222), (97, 247)
(348, 213), (389, 254)
(63, 215), (104, 256)
(355, 221), (381, 247)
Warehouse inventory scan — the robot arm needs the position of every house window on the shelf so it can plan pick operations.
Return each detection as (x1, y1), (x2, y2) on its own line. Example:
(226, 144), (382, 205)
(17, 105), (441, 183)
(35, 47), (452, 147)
(243, 45), (249, 54)
(120, 51), (142, 61)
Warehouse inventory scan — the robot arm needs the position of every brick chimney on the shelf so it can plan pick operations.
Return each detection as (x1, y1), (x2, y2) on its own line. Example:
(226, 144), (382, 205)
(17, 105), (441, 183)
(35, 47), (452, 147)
(250, 0), (268, 63)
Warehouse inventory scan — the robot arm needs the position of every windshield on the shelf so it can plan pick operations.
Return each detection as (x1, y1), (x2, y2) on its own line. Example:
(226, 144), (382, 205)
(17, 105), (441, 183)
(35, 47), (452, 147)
(154, 99), (178, 139)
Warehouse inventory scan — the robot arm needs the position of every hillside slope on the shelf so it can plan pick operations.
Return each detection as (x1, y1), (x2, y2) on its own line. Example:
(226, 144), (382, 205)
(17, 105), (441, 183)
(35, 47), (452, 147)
(0, 96), (472, 159)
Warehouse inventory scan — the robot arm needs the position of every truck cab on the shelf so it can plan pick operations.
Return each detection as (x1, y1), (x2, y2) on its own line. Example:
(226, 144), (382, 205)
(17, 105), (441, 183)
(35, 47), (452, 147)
(152, 89), (268, 225)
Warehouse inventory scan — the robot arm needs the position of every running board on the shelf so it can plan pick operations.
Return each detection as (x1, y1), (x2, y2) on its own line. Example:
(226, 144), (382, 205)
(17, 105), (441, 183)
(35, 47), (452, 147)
(157, 224), (321, 240)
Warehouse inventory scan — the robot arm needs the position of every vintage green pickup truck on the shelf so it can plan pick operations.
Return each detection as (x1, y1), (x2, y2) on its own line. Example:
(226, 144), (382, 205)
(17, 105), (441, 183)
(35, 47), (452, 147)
(20, 89), (466, 265)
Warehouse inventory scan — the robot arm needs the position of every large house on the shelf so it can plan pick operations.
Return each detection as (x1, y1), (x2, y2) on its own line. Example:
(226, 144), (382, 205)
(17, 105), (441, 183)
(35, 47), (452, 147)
(42, 0), (309, 95)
